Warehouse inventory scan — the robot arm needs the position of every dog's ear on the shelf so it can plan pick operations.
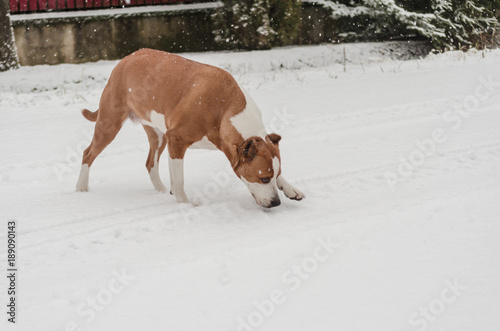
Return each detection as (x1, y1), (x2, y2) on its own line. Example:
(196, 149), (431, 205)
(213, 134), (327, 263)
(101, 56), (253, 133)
(266, 133), (281, 146)
(232, 139), (258, 169)
(231, 144), (240, 169)
(241, 139), (257, 161)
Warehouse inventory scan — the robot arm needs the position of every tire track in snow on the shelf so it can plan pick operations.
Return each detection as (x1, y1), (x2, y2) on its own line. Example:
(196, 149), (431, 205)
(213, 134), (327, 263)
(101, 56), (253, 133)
(3, 201), (187, 251)
(2, 94), (496, 185)
(294, 141), (500, 188)
(4, 141), (499, 253)
(287, 96), (499, 139)
(0, 97), (462, 184)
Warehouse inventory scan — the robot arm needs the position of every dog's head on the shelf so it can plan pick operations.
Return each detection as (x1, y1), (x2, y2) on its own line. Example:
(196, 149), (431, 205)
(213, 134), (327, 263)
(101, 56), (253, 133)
(232, 133), (282, 208)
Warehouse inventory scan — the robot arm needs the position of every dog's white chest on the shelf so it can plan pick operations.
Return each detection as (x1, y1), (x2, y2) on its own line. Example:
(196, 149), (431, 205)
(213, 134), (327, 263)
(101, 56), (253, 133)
(230, 85), (267, 140)
(189, 136), (217, 150)
(149, 111), (167, 134)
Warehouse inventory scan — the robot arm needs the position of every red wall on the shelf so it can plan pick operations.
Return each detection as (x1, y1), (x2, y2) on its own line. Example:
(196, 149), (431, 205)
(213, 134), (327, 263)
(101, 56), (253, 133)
(10, 0), (212, 13)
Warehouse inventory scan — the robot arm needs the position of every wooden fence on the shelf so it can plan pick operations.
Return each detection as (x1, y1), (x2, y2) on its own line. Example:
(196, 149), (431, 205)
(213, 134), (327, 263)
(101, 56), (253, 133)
(9, 0), (215, 13)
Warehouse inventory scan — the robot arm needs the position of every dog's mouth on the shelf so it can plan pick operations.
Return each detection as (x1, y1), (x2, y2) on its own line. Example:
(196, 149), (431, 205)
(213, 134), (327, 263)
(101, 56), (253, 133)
(256, 196), (281, 208)
(242, 177), (281, 208)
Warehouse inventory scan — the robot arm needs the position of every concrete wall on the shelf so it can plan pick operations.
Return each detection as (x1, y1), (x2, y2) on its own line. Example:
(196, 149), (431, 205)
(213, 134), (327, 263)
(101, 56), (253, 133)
(11, 3), (335, 66)
(12, 6), (219, 65)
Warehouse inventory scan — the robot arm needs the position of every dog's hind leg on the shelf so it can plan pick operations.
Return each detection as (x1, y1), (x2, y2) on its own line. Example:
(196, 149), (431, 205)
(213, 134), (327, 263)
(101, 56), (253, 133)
(76, 111), (127, 192)
(143, 125), (167, 193)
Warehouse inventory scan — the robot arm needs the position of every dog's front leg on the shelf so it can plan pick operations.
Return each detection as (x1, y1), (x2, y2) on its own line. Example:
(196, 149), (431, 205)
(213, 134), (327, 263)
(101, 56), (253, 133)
(168, 156), (193, 205)
(277, 175), (305, 201)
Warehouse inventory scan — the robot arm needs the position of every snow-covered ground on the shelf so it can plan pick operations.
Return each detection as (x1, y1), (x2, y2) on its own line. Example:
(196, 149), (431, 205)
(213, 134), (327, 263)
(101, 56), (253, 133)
(1, 42), (499, 331)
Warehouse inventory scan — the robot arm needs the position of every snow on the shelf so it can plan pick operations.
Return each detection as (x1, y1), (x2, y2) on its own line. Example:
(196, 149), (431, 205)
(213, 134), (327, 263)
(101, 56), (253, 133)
(1, 42), (500, 330)
(9, 1), (223, 22)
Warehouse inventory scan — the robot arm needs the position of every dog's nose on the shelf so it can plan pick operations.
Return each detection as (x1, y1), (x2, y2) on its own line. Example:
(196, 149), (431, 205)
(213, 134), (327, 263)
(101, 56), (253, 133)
(269, 197), (281, 208)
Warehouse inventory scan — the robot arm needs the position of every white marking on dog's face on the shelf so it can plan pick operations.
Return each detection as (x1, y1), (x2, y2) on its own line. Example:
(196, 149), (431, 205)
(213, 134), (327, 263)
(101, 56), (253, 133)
(230, 85), (267, 140)
(241, 157), (281, 208)
(272, 157), (280, 178)
(241, 178), (280, 208)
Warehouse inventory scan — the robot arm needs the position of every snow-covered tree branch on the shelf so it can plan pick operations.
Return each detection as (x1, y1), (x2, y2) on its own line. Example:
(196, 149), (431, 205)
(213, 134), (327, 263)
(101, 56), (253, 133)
(316, 0), (498, 50)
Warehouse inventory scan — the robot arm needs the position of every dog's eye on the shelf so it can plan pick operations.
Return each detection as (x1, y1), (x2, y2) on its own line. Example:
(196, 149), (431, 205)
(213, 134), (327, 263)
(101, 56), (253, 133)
(260, 177), (271, 184)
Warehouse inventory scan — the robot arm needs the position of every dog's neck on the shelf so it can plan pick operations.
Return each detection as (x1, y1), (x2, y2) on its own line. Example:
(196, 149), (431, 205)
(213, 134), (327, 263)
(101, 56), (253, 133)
(219, 129), (246, 173)
(212, 83), (268, 173)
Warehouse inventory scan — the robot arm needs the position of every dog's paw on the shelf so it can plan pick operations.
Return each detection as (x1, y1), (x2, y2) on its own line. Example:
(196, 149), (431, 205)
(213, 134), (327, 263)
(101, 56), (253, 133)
(182, 200), (199, 207)
(154, 184), (167, 193)
(285, 187), (305, 201)
(277, 176), (305, 201)
(177, 200), (199, 207)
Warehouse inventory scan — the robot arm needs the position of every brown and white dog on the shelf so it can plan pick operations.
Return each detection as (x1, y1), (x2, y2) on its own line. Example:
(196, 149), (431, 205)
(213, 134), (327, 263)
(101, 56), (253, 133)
(76, 49), (304, 208)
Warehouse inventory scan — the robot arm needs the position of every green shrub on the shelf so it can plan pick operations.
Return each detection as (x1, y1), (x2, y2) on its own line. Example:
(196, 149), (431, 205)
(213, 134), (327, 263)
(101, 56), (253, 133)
(316, 0), (498, 51)
(212, 0), (302, 50)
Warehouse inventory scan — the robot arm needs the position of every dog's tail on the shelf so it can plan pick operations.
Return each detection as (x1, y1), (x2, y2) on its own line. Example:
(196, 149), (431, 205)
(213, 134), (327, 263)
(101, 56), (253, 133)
(82, 109), (98, 122)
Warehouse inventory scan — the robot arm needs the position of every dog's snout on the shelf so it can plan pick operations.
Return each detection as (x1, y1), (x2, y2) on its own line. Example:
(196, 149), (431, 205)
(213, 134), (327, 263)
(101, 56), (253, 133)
(269, 197), (281, 208)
